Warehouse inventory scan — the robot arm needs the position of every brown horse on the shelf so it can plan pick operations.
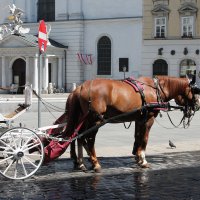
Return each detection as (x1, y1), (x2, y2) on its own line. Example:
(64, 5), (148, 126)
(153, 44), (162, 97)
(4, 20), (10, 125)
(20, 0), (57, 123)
(64, 76), (200, 171)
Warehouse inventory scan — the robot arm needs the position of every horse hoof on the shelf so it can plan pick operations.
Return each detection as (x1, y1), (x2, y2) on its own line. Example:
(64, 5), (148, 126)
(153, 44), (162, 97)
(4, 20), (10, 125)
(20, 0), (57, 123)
(73, 163), (87, 172)
(93, 164), (102, 173)
(94, 167), (101, 173)
(80, 164), (88, 172)
(140, 163), (150, 168)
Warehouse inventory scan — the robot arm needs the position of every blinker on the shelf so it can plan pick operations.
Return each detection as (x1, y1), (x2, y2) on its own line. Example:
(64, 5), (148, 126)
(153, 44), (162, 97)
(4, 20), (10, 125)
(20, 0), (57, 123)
(192, 85), (200, 94)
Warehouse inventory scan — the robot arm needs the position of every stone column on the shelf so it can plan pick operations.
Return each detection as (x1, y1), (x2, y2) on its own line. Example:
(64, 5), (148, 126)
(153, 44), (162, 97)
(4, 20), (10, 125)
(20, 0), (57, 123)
(43, 56), (48, 93)
(1, 56), (5, 87)
(33, 54), (38, 92)
(52, 60), (57, 86)
(58, 57), (63, 89)
(26, 56), (30, 84)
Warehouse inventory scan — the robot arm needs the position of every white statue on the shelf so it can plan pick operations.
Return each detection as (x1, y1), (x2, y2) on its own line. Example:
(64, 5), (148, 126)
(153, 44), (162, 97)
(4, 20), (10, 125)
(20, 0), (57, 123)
(0, 25), (8, 40)
(8, 4), (24, 25)
(8, 4), (30, 34)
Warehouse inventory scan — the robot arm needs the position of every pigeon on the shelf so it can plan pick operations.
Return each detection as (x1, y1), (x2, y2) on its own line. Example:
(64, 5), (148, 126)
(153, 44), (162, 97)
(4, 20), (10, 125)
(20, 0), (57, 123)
(169, 140), (176, 148)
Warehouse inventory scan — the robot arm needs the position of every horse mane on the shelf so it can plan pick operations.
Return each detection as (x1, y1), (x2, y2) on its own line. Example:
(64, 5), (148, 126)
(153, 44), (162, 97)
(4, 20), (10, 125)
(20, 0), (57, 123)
(157, 76), (188, 100)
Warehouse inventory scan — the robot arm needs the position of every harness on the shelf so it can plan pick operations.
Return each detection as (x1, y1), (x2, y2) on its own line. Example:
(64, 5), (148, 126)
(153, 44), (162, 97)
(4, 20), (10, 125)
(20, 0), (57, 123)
(83, 77), (198, 132)
(124, 77), (197, 129)
(153, 77), (164, 104)
(123, 77), (165, 106)
(124, 77), (146, 105)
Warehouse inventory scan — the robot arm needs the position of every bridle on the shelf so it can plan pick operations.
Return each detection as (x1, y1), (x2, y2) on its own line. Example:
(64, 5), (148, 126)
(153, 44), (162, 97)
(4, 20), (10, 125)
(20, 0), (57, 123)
(154, 76), (200, 129)
(180, 80), (200, 128)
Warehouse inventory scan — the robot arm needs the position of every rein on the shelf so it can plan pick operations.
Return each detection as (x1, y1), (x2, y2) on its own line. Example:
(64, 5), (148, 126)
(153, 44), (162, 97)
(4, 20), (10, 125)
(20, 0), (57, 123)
(65, 102), (185, 141)
(157, 107), (195, 129)
(123, 122), (132, 129)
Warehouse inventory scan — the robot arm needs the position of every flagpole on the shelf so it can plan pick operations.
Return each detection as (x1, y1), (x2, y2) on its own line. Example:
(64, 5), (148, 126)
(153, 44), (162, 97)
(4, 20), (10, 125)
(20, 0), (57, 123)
(38, 50), (42, 128)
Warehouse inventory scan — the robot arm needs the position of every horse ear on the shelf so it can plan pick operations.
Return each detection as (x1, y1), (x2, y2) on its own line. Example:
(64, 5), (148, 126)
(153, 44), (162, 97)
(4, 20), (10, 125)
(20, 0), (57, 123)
(187, 74), (196, 85)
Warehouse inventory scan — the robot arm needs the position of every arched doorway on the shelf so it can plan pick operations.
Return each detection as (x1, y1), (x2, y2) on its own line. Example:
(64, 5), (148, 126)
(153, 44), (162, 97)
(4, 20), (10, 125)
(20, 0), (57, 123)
(153, 59), (168, 76)
(12, 58), (26, 94)
(180, 59), (196, 78)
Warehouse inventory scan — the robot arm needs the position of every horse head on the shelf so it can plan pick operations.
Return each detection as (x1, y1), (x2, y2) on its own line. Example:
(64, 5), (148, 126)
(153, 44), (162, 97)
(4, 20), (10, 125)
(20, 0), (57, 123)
(174, 75), (200, 111)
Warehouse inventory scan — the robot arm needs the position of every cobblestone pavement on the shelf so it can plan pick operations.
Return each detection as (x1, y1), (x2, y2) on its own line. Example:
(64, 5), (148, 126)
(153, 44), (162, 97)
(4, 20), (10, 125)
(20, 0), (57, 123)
(1, 151), (200, 199)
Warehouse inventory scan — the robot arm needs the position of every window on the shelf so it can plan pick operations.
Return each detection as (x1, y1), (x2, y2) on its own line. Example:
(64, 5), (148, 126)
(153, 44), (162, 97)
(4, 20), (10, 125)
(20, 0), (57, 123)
(119, 58), (129, 72)
(97, 36), (111, 75)
(153, 0), (169, 6)
(155, 17), (166, 38)
(180, 59), (196, 78)
(38, 0), (55, 22)
(181, 16), (194, 37)
(153, 59), (168, 76)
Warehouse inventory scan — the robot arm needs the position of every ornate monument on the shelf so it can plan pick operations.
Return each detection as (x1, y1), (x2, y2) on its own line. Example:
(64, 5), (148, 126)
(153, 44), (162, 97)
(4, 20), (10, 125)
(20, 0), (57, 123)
(0, 4), (30, 40)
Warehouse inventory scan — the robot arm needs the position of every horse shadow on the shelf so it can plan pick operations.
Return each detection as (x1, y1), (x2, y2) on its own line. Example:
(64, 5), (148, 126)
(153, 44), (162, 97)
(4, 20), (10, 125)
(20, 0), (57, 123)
(35, 154), (171, 177)
(36, 150), (200, 178)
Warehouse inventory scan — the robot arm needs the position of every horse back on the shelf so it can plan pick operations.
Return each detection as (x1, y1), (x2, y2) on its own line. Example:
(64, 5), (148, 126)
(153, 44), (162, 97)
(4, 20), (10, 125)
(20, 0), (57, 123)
(78, 78), (153, 115)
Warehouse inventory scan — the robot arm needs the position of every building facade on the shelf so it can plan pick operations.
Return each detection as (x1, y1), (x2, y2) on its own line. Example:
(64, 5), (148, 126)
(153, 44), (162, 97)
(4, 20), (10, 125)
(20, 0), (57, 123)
(0, 0), (142, 93)
(142, 0), (200, 85)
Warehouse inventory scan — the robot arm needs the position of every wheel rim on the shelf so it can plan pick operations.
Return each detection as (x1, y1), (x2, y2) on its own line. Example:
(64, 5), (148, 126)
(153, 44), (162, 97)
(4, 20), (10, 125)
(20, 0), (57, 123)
(0, 127), (44, 180)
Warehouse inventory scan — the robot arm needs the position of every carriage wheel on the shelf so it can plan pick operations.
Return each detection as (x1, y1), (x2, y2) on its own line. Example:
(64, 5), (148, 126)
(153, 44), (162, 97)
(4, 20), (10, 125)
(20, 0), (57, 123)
(0, 127), (44, 180)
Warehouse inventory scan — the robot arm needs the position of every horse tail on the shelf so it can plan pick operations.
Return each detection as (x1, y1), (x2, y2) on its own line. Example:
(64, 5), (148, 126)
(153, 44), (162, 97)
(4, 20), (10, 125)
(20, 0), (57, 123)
(64, 87), (82, 137)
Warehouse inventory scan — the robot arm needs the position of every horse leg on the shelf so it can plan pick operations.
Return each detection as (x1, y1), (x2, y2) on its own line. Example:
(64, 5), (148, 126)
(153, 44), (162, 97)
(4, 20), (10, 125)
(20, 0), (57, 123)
(76, 138), (88, 171)
(71, 134), (100, 172)
(77, 99), (106, 172)
(133, 117), (154, 168)
(70, 140), (79, 170)
(70, 138), (88, 171)
(85, 132), (101, 172)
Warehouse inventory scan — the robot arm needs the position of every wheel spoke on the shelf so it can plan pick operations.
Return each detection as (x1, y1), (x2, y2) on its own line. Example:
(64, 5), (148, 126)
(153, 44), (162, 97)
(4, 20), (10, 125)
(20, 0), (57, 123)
(23, 156), (37, 168)
(0, 155), (13, 163)
(2, 151), (14, 155)
(20, 158), (28, 177)
(14, 160), (18, 179)
(0, 139), (15, 151)
(21, 135), (35, 150)
(0, 146), (8, 150)
(23, 142), (41, 152)
(3, 160), (15, 175)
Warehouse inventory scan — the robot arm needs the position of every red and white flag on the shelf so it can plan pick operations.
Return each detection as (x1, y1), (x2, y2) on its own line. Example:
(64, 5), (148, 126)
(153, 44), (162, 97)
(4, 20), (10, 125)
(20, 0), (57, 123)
(38, 20), (47, 53)
(77, 53), (93, 65)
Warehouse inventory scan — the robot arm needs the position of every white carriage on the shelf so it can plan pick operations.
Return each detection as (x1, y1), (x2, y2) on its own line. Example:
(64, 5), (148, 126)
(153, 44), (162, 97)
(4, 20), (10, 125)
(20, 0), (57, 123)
(0, 85), (51, 180)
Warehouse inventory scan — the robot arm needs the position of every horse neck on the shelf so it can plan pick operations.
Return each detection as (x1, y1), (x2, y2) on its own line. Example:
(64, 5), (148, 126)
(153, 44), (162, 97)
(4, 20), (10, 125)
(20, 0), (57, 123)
(159, 77), (188, 101)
